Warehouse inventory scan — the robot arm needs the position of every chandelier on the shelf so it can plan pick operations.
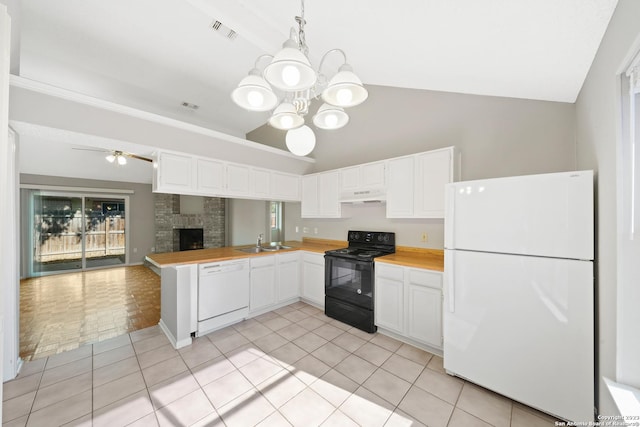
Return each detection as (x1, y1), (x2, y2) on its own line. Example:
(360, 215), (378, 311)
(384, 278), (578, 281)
(231, 0), (368, 156)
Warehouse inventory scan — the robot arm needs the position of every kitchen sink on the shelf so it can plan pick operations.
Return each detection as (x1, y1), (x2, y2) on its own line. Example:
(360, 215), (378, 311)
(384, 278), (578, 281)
(236, 244), (292, 254)
(269, 244), (292, 250)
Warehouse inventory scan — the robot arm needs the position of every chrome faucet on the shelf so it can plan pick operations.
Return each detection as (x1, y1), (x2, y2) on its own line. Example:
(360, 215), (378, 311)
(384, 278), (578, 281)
(257, 233), (263, 248)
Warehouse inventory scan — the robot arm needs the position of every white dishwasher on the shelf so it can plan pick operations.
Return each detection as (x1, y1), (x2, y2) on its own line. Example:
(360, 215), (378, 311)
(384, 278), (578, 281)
(198, 258), (250, 335)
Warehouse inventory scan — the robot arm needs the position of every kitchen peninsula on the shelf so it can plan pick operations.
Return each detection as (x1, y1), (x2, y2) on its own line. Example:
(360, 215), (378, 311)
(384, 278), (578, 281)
(146, 238), (444, 351)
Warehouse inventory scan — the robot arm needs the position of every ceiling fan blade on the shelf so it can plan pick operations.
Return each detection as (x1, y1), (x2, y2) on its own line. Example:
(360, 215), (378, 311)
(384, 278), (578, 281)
(71, 147), (108, 153)
(122, 152), (153, 163)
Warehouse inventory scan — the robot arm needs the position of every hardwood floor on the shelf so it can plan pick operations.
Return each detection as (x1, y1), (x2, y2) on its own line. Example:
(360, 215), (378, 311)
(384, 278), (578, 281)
(19, 265), (160, 361)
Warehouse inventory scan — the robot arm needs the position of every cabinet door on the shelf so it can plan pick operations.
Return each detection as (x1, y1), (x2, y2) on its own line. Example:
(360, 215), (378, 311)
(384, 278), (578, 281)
(271, 172), (300, 201)
(302, 253), (324, 307)
(361, 161), (386, 188)
(340, 166), (360, 192)
(196, 158), (225, 193)
(406, 283), (442, 349)
(375, 276), (404, 334)
(227, 164), (250, 196)
(156, 152), (194, 193)
(318, 171), (341, 217)
(301, 175), (319, 218)
(414, 148), (452, 218)
(251, 168), (271, 199)
(277, 254), (300, 302)
(386, 156), (415, 218)
(250, 258), (277, 312)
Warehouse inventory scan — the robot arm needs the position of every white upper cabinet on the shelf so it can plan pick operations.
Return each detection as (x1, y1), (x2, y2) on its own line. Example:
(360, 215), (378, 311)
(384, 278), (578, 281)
(271, 172), (301, 201)
(339, 161), (386, 202)
(386, 156), (415, 217)
(414, 149), (453, 218)
(153, 150), (301, 201)
(196, 158), (225, 193)
(226, 164), (250, 196)
(251, 168), (271, 199)
(301, 175), (319, 217)
(319, 171), (341, 217)
(387, 147), (456, 218)
(153, 151), (194, 193)
(302, 171), (341, 218)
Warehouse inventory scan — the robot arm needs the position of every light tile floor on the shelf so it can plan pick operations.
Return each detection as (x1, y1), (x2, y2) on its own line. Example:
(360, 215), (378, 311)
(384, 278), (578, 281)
(3, 302), (560, 427)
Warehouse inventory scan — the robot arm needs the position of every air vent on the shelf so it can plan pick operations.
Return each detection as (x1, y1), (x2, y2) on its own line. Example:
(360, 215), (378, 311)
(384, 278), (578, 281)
(210, 20), (238, 40)
(181, 102), (199, 110)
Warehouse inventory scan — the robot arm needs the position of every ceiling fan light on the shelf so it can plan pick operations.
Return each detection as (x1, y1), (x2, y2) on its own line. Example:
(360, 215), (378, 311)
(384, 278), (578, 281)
(269, 102), (304, 130)
(322, 65), (368, 108)
(263, 39), (316, 91)
(286, 125), (316, 156)
(231, 72), (278, 111)
(117, 155), (127, 165)
(105, 154), (116, 163)
(313, 103), (349, 130)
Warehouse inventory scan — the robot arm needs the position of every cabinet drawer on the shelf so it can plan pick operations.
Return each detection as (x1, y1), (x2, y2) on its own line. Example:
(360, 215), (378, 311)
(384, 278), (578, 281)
(251, 255), (276, 268)
(302, 252), (324, 265)
(375, 263), (404, 281)
(408, 268), (442, 289)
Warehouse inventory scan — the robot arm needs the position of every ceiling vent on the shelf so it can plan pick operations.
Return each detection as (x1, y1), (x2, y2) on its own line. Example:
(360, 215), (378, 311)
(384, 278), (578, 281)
(181, 102), (199, 110)
(210, 20), (238, 41)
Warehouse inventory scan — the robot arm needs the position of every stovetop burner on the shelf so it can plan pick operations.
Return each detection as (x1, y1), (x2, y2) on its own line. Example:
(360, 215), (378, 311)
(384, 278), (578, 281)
(325, 231), (396, 261)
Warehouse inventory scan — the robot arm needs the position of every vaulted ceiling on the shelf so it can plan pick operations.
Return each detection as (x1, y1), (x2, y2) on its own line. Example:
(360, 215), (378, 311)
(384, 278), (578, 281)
(6, 0), (619, 182)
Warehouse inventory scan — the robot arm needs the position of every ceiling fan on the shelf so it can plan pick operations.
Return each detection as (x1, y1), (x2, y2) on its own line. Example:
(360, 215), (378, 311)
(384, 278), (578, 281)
(72, 147), (152, 165)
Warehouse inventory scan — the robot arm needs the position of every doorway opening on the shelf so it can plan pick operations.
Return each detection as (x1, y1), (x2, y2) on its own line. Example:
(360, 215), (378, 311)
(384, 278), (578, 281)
(27, 191), (129, 276)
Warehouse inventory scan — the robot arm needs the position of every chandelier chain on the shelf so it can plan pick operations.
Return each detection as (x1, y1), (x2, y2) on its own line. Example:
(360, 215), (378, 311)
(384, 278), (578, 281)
(295, 0), (309, 56)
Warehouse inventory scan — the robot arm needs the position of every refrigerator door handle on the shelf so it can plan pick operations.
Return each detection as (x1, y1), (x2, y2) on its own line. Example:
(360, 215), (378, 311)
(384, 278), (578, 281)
(444, 185), (455, 248)
(447, 253), (455, 313)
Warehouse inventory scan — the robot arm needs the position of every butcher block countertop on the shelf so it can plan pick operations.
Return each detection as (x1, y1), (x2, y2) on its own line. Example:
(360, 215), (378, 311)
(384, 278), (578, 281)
(146, 238), (444, 272)
(145, 237), (346, 268)
(377, 247), (444, 272)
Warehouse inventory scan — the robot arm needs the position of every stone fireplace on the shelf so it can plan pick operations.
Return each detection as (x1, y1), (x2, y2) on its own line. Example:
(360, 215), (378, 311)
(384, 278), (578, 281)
(154, 194), (225, 254)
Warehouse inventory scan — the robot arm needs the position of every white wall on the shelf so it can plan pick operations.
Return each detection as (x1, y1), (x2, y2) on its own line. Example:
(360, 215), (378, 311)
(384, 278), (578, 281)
(284, 202), (445, 249)
(575, 0), (640, 415)
(248, 85), (577, 178)
(228, 199), (269, 246)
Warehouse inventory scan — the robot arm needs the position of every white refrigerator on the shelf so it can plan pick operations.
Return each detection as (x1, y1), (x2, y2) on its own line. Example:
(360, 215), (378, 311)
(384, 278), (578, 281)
(443, 170), (594, 422)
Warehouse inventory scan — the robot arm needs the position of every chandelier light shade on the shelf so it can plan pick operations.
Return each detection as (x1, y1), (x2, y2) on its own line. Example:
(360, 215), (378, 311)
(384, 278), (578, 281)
(313, 103), (349, 130)
(263, 39), (317, 91)
(231, 0), (368, 156)
(286, 125), (316, 156)
(117, 155), (127, 165)
(105, 153), (116, 163)
(321, 64), (369, 108)
(269, 102), (305, 130)
(231, 69), (278, 112)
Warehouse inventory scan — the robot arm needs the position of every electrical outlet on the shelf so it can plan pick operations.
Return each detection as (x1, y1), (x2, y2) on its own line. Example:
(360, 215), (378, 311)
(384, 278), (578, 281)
(421, 232), (428, 242)
(314, 228), (318, 235)
(295, 226), (299, 233)
(303, 227), (309, 233)
(133, 248), (138, 253)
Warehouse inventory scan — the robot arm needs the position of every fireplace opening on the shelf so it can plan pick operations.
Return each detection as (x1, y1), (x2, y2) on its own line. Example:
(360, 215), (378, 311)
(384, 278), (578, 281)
(178, 228), (204, 251)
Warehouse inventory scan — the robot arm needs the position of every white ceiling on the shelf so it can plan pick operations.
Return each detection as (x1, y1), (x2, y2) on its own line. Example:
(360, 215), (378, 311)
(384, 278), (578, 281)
(9, 0), (619, 182)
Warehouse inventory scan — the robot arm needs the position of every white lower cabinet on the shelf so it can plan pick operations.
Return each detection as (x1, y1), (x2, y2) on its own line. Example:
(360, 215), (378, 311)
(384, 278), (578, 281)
(375, 265), (405, 334)
(375, 262), (443, 350)
(301, 252), (325, 307)
(249, 252), (302, 315)
(276, 252), (300, 302)
(249, 256), (276, 313)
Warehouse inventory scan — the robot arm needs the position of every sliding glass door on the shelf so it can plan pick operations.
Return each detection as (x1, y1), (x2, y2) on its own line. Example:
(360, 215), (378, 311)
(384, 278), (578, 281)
(30, 192), (128, 276)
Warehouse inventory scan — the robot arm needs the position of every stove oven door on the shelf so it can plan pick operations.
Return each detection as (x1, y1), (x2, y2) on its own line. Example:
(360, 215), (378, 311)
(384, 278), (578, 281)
(324, 255), (374, 309)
